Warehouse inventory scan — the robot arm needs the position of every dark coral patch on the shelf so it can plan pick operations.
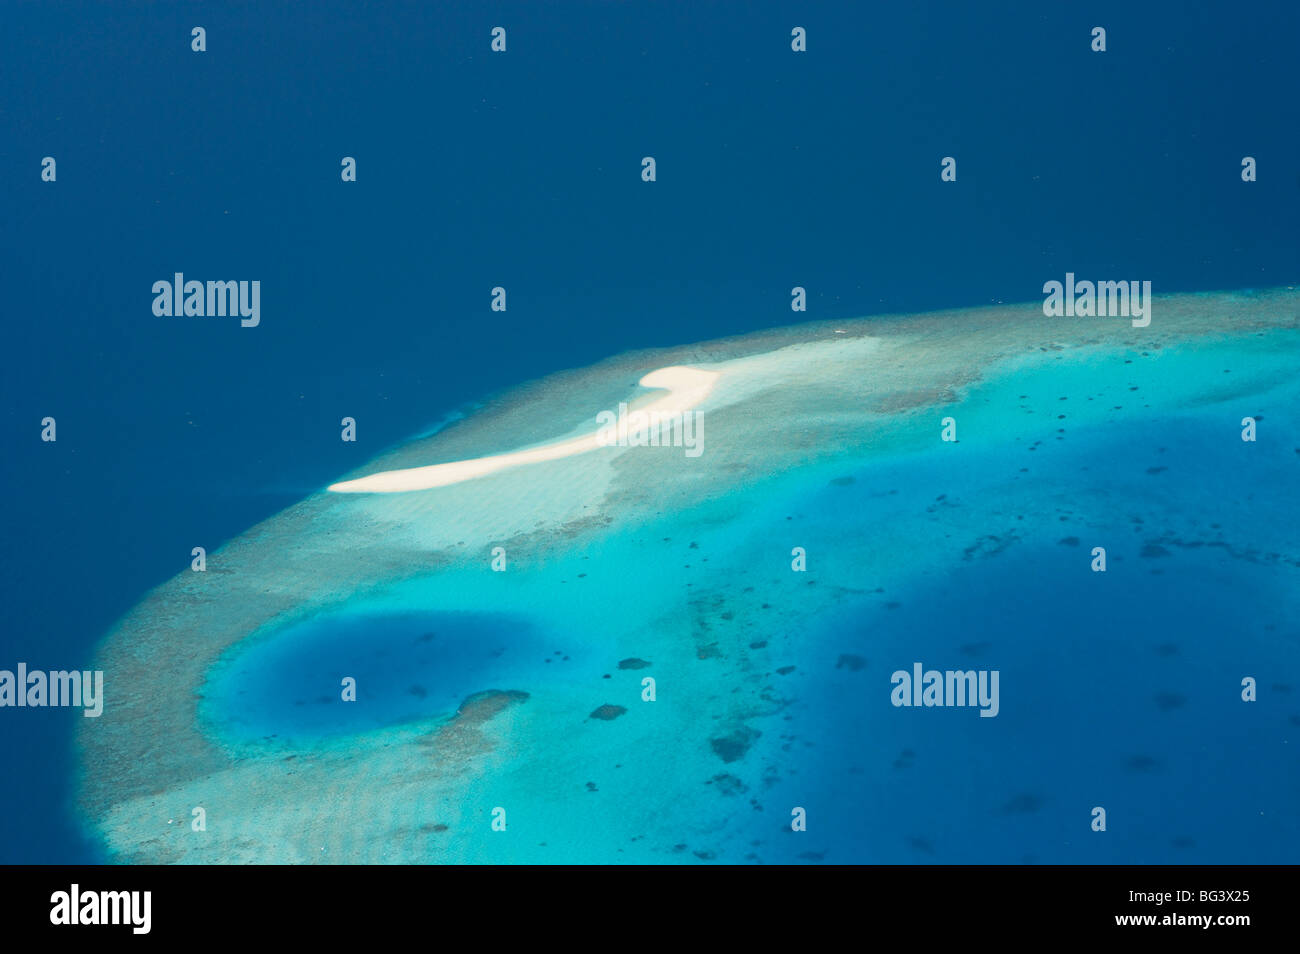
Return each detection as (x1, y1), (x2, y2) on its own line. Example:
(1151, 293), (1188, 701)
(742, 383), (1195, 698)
(708, 773), (749, 796)
(710, 726), (761, 763)
(456, 689), (529, 724)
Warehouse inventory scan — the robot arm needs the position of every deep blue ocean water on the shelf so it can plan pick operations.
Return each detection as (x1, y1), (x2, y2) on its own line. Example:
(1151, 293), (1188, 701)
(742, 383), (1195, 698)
(2, 2), (1297, 862)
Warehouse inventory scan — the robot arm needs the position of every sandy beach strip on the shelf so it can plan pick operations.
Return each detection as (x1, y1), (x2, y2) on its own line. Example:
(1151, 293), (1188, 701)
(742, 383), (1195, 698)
(328, 365), (722, 493)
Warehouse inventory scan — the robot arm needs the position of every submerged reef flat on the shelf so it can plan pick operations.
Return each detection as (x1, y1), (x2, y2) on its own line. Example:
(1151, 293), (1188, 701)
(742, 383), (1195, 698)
(78, 290), (1300, 863)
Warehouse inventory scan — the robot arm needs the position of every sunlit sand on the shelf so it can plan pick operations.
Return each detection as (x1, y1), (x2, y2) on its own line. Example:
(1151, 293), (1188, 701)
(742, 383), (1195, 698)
(328, 365), (722, 493)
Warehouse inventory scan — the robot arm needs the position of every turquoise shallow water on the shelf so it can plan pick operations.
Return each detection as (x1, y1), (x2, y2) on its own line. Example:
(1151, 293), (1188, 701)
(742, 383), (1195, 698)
(80, 299), (1300, 863)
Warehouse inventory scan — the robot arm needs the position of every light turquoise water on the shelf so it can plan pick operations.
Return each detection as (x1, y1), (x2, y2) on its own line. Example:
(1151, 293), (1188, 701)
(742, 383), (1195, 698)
(80, 295), (1300, 863)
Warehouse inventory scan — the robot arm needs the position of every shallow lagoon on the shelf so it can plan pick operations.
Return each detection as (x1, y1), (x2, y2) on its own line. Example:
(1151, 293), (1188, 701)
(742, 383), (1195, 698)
(80, 291), (1300, 863)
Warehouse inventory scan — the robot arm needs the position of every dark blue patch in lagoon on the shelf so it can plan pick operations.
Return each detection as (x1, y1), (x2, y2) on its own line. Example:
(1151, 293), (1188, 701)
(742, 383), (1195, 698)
(202, 611), (549, 742)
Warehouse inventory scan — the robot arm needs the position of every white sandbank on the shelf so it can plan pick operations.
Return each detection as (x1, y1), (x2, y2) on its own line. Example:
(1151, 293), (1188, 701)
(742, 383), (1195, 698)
(327, 365), (721, 493)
